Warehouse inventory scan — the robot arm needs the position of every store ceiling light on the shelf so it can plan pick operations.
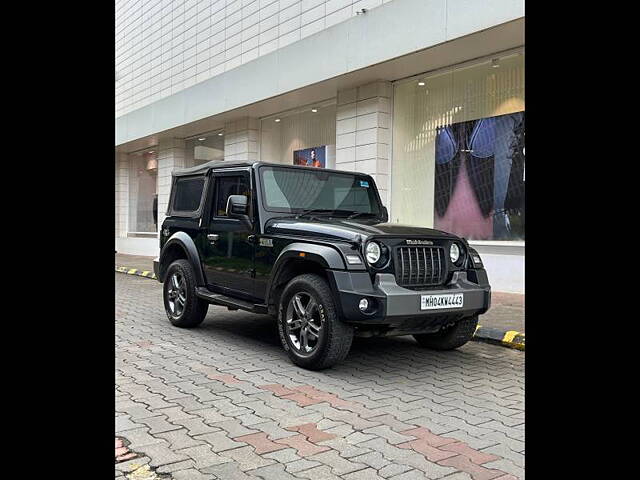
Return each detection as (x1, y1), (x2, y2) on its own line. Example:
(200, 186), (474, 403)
(274, 118), (281, 122)
(198, 137), (206, 141)
(147, 150), (155, 154)
(492, 58), (500, 68)
(418, 81), (426, 86)
(311, 108), (318, 113)
(218, 132), (223, 136)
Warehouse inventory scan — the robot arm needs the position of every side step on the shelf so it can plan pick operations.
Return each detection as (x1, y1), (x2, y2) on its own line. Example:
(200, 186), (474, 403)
(196, 288), (268, 314)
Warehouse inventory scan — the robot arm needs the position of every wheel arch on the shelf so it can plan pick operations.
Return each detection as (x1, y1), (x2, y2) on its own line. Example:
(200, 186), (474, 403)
(266, 243), (345, 313)
(158, 232), (206, 286)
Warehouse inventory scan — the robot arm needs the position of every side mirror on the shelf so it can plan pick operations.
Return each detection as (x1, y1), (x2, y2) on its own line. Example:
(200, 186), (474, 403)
(381, 206), (389, 223)
(226, 195), (252, 229)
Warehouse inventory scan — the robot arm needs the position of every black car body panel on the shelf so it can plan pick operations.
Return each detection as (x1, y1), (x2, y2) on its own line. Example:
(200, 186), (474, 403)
(154, 160), (491, 337)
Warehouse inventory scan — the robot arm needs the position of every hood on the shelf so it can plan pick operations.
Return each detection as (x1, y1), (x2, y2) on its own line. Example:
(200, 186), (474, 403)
(264, 217), (458, 243)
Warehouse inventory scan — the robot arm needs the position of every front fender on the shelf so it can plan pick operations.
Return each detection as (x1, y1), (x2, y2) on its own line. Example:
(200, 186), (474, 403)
(159, 231), (206, 286)
(264, 242), (348, 306)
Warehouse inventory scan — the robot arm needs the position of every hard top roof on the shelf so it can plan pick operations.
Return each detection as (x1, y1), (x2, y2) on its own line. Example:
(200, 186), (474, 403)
(172, 159), (257, 176)
(172, 160), (373, 177)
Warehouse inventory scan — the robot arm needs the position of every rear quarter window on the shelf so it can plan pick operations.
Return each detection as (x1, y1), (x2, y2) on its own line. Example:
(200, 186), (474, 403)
(172, 176), (205, 213)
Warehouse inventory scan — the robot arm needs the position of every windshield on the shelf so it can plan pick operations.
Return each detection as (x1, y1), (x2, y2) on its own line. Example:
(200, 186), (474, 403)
(259, 166), (381, 216)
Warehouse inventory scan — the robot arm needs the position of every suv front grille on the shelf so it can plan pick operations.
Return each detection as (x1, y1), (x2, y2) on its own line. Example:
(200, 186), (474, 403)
(395, 246), (446, 288)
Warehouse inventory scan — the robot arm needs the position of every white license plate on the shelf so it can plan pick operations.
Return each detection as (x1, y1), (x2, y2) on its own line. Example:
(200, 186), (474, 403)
(420, 293), (464, 310)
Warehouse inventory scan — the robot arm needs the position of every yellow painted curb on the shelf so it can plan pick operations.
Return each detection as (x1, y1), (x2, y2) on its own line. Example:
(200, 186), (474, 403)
(115, 266), (156, 280)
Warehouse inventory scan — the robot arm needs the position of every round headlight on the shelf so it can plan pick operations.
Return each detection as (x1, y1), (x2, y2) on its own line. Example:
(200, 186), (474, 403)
(365, 242), (381, 264)
(450, 243), (460, 263)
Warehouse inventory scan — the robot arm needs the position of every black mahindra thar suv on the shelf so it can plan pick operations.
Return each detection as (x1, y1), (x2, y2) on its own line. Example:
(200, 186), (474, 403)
(154, 161), (491, 370)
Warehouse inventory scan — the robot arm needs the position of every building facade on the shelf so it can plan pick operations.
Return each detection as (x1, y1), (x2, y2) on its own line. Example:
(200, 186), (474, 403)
(116, 0), (525, 293)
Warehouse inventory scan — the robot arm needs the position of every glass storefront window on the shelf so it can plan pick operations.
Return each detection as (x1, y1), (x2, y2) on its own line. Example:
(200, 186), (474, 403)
(129, 148), (158, 233)
(391, 52), (525, 240)
(260, 102), (336, 168)
(185, 131), (225, 167)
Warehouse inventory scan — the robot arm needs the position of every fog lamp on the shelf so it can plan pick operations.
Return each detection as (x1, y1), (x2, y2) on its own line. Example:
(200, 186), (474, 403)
(358, 298), (369, 312)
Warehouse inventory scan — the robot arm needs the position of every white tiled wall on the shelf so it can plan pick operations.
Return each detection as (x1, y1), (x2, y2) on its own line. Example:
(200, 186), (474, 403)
(335, 81), (391, 206)
(115, 0), (391, 117)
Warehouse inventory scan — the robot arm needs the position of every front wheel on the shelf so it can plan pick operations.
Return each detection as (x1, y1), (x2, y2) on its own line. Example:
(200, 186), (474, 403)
(163, 259), (208, 328)
(277, 274), (353, 370)
(413, 315), (478, 350)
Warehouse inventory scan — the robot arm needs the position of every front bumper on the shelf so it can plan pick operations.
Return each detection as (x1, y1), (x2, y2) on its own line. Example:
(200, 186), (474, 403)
(329, 270), (491, 330)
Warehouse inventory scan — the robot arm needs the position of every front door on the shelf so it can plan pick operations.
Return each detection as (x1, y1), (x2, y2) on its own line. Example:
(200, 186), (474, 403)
(202, 170), (255, 298)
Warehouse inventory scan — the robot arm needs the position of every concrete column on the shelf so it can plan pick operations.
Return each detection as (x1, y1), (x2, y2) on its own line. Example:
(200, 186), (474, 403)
(115, 152), (129, 239)
(223, 117), (259, 162)
(157, 138), (186, 234)
(335, 81), (392, 206)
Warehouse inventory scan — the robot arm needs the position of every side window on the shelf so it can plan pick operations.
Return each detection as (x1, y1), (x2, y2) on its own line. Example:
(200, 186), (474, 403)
(213, 175), (250, 217)
(173, 176), (205, 212)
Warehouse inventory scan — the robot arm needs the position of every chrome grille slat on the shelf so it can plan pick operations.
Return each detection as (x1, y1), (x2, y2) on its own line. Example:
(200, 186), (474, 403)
(395, 245), (445, 288)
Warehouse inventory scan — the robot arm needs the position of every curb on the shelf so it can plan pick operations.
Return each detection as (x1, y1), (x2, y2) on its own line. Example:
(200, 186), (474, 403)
(116, 266), (156, 280)
(473, 325), (525, 351)
(115, 265), (524, 351)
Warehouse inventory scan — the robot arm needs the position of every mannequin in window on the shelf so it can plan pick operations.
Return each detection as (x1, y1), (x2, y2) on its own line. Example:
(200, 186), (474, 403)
(310, 149), (322, 168)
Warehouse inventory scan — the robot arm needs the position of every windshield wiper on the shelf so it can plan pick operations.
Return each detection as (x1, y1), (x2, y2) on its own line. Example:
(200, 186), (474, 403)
(347, 212), (378, 219)
(295, 208), (336, 219)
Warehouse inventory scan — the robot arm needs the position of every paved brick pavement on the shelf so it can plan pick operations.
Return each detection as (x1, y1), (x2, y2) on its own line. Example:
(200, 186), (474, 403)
(116, 273), (524, 479)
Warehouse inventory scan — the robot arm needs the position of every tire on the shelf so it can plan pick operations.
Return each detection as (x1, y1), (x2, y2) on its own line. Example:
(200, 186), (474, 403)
(413, 315), (478, 350)
(277, 274), (353, 370)
(163, 259), (208, 328)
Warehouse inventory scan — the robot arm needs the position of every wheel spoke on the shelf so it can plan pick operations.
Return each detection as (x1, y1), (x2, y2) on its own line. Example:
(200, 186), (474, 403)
(171, 275), (180, 289)
(293, 295), (305, 318)
(305, 298), (317, 316)
(288, 318), (304, 330)
(300, 327), (309, 351)
(307, 320), (321, 337)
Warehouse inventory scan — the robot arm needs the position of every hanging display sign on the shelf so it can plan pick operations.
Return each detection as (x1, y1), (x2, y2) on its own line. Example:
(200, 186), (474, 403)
(293, 145), (327, 168)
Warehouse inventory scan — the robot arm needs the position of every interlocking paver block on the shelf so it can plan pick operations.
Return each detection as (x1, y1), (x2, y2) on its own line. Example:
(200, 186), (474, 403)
(275, 433), (331, 457)
(350, 451), (391, 470)
(220, 445), (275, 471)
(249, 463), (301, 480)
(307, 450), (368, 475)
(481, 459), (524, 479)
(284, 458), (322, 473)
(362, 426), (416, 445)
(235, 432), (288, 454)
(397, 439), (458, 462)
(172, 416), (223, 436)
(479, 445), (524, 468)
(176, 444), (233, 469)
(437, 455), (506, 480)
(401, 427), (458, 447)
(258, 384), (297, 396)
(440, 442), (500, 465)
(280, 392), (325, 407)
(172, 468), (215, 480)
(201, 462), (254, 480)
(211, 419), (260, 439)
(286, 423), (337, 443)
(156, 429), (204, 450)
(135, 442), (190, 468)
(343, 466), (386, 480)
(317, 437), (373, 459)
(295, 465), (343, 480)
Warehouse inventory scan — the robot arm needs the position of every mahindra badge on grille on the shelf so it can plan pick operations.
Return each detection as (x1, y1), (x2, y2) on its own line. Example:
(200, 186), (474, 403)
(406, 239), (434, 245)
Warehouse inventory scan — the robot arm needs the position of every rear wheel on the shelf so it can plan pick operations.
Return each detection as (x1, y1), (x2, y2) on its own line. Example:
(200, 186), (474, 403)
(277, 274), (353, 370)
(413, 315), (478, 350)
(163, 259), (208, 328)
